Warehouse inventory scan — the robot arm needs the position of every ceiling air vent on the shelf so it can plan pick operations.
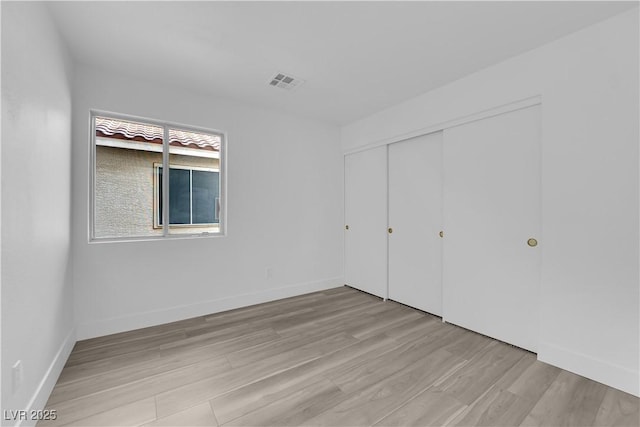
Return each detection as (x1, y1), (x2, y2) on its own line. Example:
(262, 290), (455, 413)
(269, 72), (305, 91)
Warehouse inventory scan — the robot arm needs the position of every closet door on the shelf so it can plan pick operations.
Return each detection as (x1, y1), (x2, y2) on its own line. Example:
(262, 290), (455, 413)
(443, 105), (541, 352)
(344, 146), (387, 298)
(388, 132), (443, 315)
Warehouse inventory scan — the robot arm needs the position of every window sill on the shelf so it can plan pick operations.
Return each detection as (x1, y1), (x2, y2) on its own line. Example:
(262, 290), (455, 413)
(88, 231), (226, 244)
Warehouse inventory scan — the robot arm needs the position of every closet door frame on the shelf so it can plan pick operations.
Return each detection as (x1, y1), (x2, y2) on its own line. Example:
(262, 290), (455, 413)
(343, 96), (541, 335)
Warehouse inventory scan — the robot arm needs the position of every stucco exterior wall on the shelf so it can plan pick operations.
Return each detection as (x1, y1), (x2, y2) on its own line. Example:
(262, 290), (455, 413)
(95, 146), (219, 238)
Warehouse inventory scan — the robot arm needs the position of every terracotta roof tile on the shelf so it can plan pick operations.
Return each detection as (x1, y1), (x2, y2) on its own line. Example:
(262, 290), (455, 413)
(95, 117), (220, 151)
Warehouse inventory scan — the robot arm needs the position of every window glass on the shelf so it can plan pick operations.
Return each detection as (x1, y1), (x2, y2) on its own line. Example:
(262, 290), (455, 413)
(156, 167), (219, 226)
(168, 128), (220, 235)
(192, 170), (219, 224)
(94, 116), (164, 239)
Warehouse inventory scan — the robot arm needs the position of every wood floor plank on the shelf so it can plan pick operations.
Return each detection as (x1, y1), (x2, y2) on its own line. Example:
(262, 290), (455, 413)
(42, 286), (638, 427)
(154, 374), (240, 419)
(213, 372), (323, 426)
(304, 348), (467, 426)
(275, 299), (390, 339)
(222, 378), (346, 426)
(391, 317), (455, 345)
(323, 286), (355, 295)
(446, 353), (558, 427)
(449, 352), (538, 426)
(66, 330), (188, 366)
(348, 304), (424, 340)
(55, 347), (161, 386)
(432, 340), (526, 405)
(225, 328), (356, 368)
(374, 388), (467, 426)
(202, 288), (361, 327)
(154, 331), (356, 418)
(155, 326), (282, 356)
(324, 326), (464, 394)
(440, 327), (494, 361)
(184, 307), (314, 338)
(507, 359), (562, 402)
(380, 313), (441, 343)
(458, 389), (533, 427)
(520, 370), (609, 427)
(58, 397), (157, 427)
(42, 356), (230, 425)
(72, 316), (206, 353)
(211, 334), (400, 425)
(55, 327), (279, 386)
(144, 403), (218, 427)
(594, 388), (640, 427)
(47, 355), (230, 406)
(269, 297), (380, 335)
(326, 337), (447, 394)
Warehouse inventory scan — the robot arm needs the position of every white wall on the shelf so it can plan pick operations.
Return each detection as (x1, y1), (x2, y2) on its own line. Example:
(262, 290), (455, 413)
(1, 2), (75, 425)
(342, 8), (639, 396)
(71, 64), (344, 339)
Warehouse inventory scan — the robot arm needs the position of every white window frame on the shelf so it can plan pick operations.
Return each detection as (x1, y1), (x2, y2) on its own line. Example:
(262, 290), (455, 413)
(89, 110), (227, 242)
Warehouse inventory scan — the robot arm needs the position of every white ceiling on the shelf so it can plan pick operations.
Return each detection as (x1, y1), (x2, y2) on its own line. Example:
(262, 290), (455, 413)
(47, 1), (637, 125)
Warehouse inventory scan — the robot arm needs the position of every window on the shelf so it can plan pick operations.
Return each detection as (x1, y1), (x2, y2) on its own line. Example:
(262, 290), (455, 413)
(91, 112), (225, 241)
(155, 165), (220, 227)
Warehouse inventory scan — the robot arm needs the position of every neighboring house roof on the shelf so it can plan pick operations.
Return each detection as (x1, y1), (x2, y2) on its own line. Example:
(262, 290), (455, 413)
(95, 117), (221, 152)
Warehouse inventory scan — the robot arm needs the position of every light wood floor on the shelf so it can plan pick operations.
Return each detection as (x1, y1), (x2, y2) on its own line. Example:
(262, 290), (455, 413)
(41, 286), (638, 426)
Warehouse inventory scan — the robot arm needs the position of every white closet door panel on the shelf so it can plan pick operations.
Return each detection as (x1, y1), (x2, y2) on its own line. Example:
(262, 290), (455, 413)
(344, 146), (387, 298)
(443, 105), (541, 352)
(388, 132), (443, 315)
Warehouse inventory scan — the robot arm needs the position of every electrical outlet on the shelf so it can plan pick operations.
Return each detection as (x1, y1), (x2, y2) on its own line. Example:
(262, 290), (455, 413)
(265, 267), (273, 279)
(12, 360), (23, 394)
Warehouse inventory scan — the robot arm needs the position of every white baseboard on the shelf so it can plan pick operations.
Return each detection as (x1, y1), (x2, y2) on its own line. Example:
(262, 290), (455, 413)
(16, 328), (76, 427)
(538, 341), (639, 397)
(76, 277), (343, 340)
